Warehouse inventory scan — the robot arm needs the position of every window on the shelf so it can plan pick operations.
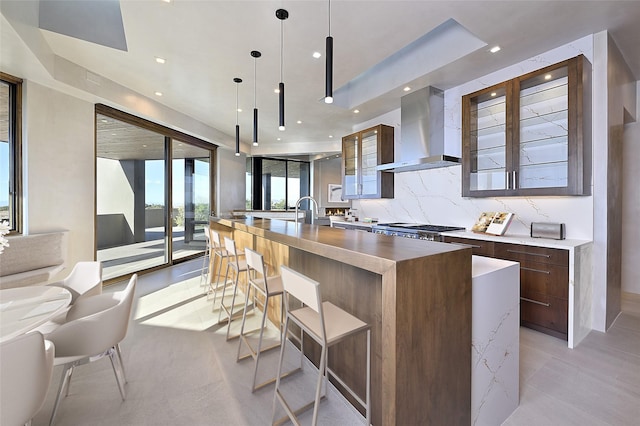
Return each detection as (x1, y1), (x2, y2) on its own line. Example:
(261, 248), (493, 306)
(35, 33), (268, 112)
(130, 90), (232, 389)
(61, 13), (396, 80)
(247, 157), (310, 210)
(96, 104), (214, 281)
(0, 73), (22, 233)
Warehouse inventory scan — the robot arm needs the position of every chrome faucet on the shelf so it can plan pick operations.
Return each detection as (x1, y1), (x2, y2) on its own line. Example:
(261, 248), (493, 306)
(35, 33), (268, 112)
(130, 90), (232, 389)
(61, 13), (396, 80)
(295, 196), (319, 225)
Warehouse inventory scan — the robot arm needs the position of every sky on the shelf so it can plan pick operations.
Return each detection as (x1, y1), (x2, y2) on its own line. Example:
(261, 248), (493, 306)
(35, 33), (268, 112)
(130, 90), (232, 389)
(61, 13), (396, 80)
(145, 159), (210, 206)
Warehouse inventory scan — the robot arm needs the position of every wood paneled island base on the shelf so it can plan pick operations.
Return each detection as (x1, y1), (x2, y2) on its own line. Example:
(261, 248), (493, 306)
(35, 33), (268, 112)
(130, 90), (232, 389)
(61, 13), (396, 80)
(211, 217), (472, 426)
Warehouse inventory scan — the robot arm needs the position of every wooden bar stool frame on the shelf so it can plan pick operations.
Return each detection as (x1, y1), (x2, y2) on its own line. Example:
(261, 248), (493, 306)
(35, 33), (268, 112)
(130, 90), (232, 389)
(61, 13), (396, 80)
(217, 236), (248, 340)
(237, 248), (302, 392)
(273, 266), (371, 426)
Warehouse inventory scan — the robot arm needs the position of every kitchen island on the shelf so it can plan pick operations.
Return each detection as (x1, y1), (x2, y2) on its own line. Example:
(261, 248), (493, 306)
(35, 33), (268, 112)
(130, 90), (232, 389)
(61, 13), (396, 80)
(210, 217), (472, 426)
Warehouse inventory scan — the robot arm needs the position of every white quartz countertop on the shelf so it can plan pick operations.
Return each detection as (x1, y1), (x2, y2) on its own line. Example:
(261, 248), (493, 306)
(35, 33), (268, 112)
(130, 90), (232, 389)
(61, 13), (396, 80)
(472, 255), (519, 278)
(441, 230), (591, 249)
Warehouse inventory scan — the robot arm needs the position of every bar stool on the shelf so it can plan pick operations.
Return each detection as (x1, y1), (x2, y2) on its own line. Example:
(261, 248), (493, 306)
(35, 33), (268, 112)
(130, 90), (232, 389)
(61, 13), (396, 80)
(208, 229), (229, 301)
(218, 236), (248, 340)
(237, 248), (301, 392)
(273, 266), (371, 426)
(199, 224), (211, 289)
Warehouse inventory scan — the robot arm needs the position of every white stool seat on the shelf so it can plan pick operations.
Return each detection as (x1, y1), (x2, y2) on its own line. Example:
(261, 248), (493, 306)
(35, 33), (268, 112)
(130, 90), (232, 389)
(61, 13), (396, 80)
(290, 301), (368, 345)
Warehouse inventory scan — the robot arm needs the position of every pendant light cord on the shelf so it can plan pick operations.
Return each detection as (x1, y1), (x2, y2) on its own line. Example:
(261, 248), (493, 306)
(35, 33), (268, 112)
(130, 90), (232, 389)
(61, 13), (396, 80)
(280, 19), (284, 82)
(328, 0), (331, 36)
(236, 84), (239, 124)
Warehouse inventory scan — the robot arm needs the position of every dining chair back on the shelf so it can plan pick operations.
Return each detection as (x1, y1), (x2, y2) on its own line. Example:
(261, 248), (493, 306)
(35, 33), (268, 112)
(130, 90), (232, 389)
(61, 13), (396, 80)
(0, 331), (55, 426)
(48, 261), (102, 304)
(46, 274), (137, 425)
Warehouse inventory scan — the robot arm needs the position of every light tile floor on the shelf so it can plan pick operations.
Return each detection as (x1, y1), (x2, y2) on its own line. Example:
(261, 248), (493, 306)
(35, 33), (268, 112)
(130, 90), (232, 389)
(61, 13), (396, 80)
(34, 259), (364, 426)
(33, 259), (640, 425)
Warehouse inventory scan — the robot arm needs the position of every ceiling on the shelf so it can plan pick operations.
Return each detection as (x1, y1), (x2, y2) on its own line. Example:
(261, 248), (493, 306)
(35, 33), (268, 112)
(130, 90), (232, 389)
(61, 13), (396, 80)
(2, 1), (640, 156)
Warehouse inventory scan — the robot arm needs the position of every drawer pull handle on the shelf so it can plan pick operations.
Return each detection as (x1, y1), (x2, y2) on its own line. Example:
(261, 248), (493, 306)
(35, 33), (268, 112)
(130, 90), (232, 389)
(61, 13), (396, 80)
(521, 297), (550, 307)
(507, 249), (551, 258)
(455, 243), (482, 249)
(520, 266), (551, 275)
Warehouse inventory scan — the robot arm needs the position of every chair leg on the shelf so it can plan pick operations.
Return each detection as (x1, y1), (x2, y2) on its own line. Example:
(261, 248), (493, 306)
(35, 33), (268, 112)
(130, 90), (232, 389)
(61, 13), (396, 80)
(312, 346), (327, 426)
(108, 347), (126, 401)
(216, 264), (232, 319)
(49, 364), (73, 426)
(64, 365), (74, 397)
(225, 271), (241, 340)
(200, 245), (209, 287)
(236, 284), (253, 361)
(251, 296), (270, 392)
(272, 317), (290, 424)
(116, 343), (127, 383)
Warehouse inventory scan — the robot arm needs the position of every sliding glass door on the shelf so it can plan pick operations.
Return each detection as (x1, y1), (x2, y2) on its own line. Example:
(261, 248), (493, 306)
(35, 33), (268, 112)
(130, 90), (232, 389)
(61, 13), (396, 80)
(171, 141), (210, 262)
(96, 107), (213, 281)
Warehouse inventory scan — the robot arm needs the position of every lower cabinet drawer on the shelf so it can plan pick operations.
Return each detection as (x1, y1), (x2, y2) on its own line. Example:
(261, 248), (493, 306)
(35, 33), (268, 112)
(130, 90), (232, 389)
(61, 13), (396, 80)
(443, 236), (494, 256)
(520, 293), (568, 339)
(520, 261), (569, 300)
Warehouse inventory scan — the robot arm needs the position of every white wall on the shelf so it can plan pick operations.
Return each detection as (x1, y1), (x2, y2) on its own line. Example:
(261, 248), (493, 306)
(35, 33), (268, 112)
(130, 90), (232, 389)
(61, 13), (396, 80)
(353, 36), (595, 240)
(216, 149), (247, 217)
(24, 81), (95, 279)
(622, 82), (640, 294)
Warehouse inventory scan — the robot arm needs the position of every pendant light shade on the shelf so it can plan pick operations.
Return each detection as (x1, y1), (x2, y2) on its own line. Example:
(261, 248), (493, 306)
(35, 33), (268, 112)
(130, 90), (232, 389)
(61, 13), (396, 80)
(251, 50), (261, 146)
(325, 0), (333, 104)
(276, 9), (288, 131)
(234, 77), (242, 156)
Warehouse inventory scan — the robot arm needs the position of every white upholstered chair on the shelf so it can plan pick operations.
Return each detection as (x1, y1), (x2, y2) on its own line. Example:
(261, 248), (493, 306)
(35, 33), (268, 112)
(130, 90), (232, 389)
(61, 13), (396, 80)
(0, 331), (55, 426)
(46, 274), (137, 426)
(47, 261), (102, 304)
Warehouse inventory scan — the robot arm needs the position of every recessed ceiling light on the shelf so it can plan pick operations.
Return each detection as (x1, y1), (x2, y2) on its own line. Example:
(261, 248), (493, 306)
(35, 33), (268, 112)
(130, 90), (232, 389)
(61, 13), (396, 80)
(161, 0), (171, 3)
(237, 108), (242, 112)
(403, 86), (411, 92)
(143, 144), (148, 148)
(353, 109), (360, 114)
(490, 46), (501, 53)
(101, 119), (108, 123)
(277, 137), (281, 141)
(274, 88), (280, 94)
(490, 92), (497, 97)
(155, 57), (166, 64)
(544, 74), (552, 80)
(312, 52), (322, 59)
(329, 135), (333, 138)
(155, 91), (163, 96)
(111, 133), (117, 136)
(297, 120), (302, 124)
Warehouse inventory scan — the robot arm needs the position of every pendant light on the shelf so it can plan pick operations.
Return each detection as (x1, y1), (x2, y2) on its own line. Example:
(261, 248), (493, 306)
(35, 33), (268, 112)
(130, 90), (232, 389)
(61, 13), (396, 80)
(325, 0), (333, 104)
(234, 77), (242, 157)
(276, 9), (288, 131)
(251, 50), (261, 146)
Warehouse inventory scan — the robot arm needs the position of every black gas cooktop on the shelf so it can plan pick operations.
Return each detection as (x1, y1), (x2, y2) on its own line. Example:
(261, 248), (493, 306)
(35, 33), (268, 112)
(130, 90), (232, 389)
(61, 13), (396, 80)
(373, 223), (465, 233)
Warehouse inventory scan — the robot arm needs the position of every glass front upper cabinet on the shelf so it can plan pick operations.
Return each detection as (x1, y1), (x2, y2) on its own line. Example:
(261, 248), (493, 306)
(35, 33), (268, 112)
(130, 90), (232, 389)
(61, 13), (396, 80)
(462, 55), (591, 197)
(341, 124), (394, 199)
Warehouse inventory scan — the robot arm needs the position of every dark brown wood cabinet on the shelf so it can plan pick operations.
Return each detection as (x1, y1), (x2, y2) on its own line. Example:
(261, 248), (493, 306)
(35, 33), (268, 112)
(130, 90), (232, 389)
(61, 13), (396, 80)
(444, 236), (569, 340)
(342, 124), (394, 199)
(461, 55), (591, 197)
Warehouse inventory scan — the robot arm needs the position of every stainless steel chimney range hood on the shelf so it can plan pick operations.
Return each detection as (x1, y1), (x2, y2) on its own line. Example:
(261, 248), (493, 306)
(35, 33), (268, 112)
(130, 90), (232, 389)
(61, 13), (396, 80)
(377, 86), (461, 173)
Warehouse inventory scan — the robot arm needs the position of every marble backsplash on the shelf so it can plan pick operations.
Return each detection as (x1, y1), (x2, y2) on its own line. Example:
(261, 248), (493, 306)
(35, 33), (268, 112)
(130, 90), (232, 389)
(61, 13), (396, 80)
(353, 165), (593, 240)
